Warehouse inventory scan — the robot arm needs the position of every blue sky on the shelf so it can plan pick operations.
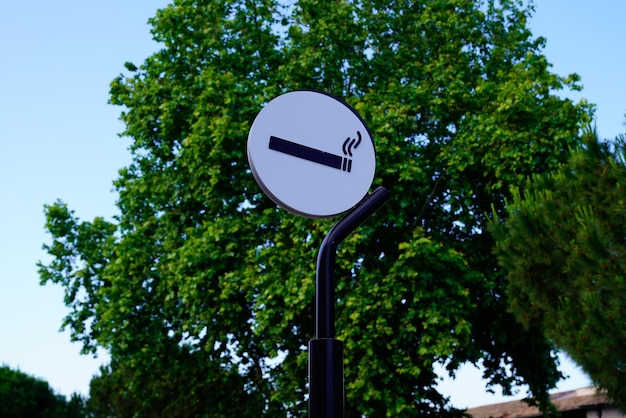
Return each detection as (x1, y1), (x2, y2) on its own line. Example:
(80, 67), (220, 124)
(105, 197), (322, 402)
(0, 0), (624, 409)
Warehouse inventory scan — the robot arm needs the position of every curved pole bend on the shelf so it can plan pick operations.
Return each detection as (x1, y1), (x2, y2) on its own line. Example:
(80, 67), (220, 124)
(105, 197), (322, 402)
(315, 186), (391, 339)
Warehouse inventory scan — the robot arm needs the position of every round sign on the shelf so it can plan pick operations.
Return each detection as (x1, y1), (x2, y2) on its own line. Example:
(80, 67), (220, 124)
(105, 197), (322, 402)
(247, 91), (376, 218)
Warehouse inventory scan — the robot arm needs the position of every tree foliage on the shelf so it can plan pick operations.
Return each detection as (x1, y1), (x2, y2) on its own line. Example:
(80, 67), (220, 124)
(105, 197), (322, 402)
(491, 130), (626, 409)
(0, 364), (87, 418)
(39, 0), (591, 416)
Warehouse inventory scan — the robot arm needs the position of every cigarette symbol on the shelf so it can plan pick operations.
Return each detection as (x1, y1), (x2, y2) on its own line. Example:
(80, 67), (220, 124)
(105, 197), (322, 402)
(269, 132), (361, 173)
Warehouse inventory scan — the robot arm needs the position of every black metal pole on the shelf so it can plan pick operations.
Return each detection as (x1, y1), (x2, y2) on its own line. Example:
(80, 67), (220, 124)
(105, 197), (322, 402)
(309, 186), (390, 418)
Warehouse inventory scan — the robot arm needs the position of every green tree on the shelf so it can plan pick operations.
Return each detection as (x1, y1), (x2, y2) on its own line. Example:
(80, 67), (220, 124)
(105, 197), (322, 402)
(39, 0), (591, 416)
(491, 129), (626, 409)
(0, 364), (88, 418)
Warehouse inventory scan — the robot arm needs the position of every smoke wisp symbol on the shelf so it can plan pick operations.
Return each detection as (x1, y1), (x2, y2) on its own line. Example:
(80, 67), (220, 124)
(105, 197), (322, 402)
(268, 130), (362, 173)
(341, 131), (362, 172)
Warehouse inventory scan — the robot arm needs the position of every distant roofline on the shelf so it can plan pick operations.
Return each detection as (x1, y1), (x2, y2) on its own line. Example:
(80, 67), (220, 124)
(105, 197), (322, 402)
(466, 387), (613, 418)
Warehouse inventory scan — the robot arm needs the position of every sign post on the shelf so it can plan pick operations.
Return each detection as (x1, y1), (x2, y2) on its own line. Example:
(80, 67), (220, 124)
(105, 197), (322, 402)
(248, 91), (389, 417)
(310, 186), (389, 418)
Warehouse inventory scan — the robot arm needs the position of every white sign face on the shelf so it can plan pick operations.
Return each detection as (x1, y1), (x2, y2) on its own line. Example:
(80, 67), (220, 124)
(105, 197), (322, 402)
(247, 91), (376, 218)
